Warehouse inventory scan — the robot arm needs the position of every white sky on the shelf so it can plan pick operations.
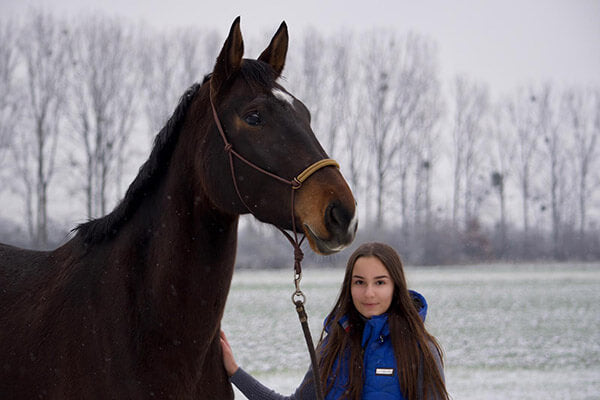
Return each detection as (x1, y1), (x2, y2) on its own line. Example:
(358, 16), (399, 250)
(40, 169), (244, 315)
(2, 0), (599, 96)
(1, 0), (599, 236)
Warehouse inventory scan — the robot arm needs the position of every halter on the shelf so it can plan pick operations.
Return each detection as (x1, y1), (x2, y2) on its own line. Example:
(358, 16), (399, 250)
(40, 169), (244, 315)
(210, 95), (333, 400)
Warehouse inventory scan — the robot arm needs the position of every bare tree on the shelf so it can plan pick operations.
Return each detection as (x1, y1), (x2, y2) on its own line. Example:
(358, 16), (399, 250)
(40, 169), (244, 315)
(0, 20), (21, 170)
(322, 32), (353, 157)
(68, 15), (140, 218)
(348, 31), (444, 230)
(343, 110), (366, 203)
(0, 19), (24, 240)
(508, 87), (540, 237)
(563, 87), (599, 237)
(488, 103), (516, 255)
(140, 29), (185, 137)
(178, 27), (220, 88)
(287, 28), (330, 151)
(395, 33), (444, 234)
(358, 31), (406, 227)
(536, 84), (569, 258)
(11, 131), (36, 239)
(450, 76), (489, 230)
(411, 101), (444, 256)
(16, 11), (69, 247)
(140, 27), (219, 138)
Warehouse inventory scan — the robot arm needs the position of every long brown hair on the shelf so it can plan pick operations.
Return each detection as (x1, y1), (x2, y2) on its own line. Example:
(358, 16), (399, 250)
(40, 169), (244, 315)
(317, 242), (449, 400)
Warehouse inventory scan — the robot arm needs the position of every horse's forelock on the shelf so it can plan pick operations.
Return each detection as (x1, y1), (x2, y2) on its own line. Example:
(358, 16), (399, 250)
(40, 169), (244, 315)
(240, 59), (277, 90)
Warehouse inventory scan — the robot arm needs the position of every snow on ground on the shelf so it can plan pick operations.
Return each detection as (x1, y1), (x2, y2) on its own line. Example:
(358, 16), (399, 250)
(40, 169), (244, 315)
(223, 263), (600, 399)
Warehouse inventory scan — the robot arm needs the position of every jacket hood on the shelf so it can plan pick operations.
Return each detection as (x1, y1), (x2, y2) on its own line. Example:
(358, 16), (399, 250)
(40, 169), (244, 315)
(360, 291), (428, 347)
(409, 289), (428, 322)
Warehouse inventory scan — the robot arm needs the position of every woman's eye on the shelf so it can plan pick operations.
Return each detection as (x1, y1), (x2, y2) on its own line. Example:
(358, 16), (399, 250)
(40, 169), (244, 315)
(353, 280), (363, 286)
(244, 112), (261, 126)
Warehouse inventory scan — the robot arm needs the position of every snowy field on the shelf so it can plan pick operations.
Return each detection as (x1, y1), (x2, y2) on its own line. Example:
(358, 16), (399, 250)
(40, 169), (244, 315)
(222, 263), (600, 399)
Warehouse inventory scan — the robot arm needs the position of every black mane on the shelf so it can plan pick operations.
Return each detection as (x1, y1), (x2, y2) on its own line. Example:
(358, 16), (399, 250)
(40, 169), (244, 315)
(75, 83), (202, 244)
(75, 61), (275, 245)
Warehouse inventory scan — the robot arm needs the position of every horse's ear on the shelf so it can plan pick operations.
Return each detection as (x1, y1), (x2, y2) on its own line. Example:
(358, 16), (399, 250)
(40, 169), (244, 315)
(211, 16), (244, 101)
(258, 21), (288, 77)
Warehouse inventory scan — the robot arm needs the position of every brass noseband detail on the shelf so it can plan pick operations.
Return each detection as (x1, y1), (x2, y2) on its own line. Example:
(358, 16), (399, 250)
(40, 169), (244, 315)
(293, 159), (340, 189)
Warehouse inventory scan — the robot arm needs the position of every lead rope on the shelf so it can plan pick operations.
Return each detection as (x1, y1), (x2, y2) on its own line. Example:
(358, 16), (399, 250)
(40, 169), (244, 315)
(210, 96), (330, 400)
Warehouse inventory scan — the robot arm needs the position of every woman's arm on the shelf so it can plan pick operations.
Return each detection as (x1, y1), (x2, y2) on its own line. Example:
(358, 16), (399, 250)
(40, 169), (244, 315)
(422, 340), (446, 400)
(230, 367), (315, 400)
(429, 341), (445, 383)
(220, 331), (316, 400)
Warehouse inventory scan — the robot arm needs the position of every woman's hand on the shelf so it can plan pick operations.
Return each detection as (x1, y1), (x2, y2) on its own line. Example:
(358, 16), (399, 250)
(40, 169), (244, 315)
(220, 330), (239, 377)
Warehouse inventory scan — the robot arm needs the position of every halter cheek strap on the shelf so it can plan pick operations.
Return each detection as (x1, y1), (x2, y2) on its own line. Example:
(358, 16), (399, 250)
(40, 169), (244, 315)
(210, 98), (338, 190)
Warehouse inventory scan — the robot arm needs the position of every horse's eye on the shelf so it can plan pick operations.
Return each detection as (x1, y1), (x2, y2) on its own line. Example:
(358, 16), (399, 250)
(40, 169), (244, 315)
(244, 112), (262, 126)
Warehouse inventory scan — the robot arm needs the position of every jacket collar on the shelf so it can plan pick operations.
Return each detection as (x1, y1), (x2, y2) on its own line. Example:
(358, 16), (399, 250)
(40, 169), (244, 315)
(361, 313), (389, 347)
(325, 290), (428, 338)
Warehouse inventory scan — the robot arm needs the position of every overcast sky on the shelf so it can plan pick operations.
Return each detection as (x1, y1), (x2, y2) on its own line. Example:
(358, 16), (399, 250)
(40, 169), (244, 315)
(2, 0), (599, 96)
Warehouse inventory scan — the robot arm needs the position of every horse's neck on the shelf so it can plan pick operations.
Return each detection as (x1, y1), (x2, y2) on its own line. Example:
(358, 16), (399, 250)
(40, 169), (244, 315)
(149, 194), (237, 302)
(141, 181), (238, 329)
(91, 168), (239, 354)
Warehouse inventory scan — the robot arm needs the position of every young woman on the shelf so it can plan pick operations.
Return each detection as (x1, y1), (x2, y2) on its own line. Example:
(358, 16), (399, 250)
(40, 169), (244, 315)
(221, 242), (449, 400)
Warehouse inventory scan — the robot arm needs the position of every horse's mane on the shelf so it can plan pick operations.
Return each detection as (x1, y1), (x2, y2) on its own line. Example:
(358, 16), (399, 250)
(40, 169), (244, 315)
(75, 83), (203, 244)
(75, 61), (276, 245)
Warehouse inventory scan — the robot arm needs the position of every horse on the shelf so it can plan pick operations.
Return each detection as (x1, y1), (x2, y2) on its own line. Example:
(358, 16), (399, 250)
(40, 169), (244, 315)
(0, 18), (357, 399)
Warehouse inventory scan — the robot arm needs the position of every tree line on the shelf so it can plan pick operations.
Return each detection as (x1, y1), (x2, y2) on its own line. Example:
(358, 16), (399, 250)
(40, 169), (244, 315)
(1, 10), (599, 264)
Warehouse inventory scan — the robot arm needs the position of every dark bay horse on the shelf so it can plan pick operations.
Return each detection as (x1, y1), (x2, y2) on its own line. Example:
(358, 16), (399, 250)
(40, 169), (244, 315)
(0, 18), (357, 399)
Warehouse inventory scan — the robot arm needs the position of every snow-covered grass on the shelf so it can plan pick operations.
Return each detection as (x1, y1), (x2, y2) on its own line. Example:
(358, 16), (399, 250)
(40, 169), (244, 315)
(222, 263), (600, 399)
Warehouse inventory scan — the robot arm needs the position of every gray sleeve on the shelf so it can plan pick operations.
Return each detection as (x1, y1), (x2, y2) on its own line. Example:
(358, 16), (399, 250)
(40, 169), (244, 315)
(230, 367), (316, 400)
(429, 341), (445, 384)
(423, 341), (445, 400)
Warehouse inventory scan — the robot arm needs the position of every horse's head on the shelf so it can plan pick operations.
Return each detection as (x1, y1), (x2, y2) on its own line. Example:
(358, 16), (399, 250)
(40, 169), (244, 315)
(202, 17), (357, 254)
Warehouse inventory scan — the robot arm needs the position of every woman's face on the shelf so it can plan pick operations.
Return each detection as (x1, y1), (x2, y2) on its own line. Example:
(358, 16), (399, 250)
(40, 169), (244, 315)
(350, 256), (395, 318)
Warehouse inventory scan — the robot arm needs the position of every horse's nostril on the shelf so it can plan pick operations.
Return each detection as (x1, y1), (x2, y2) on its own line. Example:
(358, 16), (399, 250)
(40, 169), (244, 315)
(326, 202), (348, 231)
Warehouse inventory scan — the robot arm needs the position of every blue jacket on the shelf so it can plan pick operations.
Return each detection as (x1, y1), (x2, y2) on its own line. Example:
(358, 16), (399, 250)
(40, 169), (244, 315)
(325, 290), (428, 400)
